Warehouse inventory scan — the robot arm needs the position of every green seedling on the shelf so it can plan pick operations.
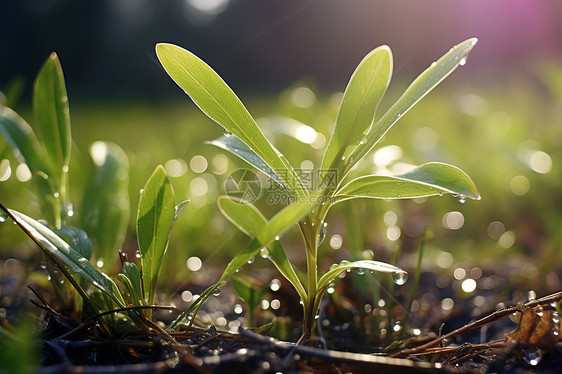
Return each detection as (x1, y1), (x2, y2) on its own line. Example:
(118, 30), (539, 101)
(0, 53), (130, 313)
(158, 38), (480, 343)
(0, 165), (185, 328)
(0, 53), (186, 329)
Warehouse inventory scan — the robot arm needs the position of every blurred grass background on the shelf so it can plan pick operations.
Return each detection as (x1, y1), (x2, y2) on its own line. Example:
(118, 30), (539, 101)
(1, 1), (562, 303)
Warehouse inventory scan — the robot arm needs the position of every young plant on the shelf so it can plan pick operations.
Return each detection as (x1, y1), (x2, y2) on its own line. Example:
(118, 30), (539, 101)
(0, 165), (185, 330)
(0, 53), (130, 312)
(157, 38), (480, 343)
(0, 53), (185, 330)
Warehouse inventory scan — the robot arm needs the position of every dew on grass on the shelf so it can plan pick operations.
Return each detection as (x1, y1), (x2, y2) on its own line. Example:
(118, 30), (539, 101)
(392, 271), (408, 285)
(223, 129), (232, 137)
(0, 210), (8, 223)
(66, 203), (74, 217)
(212, 288), (221, 296)
(317, 222), (327, 247)
(260, 247), (269, 258)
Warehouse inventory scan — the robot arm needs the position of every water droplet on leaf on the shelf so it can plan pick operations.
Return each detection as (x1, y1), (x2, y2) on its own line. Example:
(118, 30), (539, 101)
(260, 248), (269, 258)
(317, 222), (327, 247)
(355, 268), (365, 275)
(247, 257), (255, 265)
(459, 57), (467, 66)
(223, 129), (232, 137)
(0, 211), (8, 223)
(392, 271), (408, 285)
(212, 288), (221, 296)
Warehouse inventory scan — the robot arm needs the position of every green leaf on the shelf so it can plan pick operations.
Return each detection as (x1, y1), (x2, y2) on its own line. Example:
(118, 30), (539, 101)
(118, 262), (144, 306)
(335, 162), (480, 202)
(207, 135), (282, 186)
(0, 106), (48, 176)
(316, 260), (406, 298)
(343, 38), (478, 177)
(156, 43), (305, 197)
(80, 141), (130, 267)
(231, 275), (268, 311)
(171, 196), (317, 328)
(321, 46), (392, 182)
(32, 53), (71, 190)
(137, 166), (176, 305)
(217, 196), (306, 300)
(54, 225), (94, 261)
(3, 207), (125, 307)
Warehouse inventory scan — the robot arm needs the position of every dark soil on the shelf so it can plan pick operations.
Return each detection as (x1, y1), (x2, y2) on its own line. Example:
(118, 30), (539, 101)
(2, 259), (562, 373)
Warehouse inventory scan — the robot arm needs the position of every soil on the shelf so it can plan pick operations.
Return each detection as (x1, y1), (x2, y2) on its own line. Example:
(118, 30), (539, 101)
(2, 259), (562, 373)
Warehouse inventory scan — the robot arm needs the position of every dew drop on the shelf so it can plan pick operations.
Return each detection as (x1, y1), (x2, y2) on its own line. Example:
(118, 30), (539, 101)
(223, 129), (232, 137)
(0, 211), (8, 223)
(247, 257), (255, 265)
(523, 350), (542, 366)
(459, 57), (467, 66)
(355, 268), (365, 275)
(260, 247), (269, 258)
(212, 288), (221, 296)
(327, 283), (335, 294)
(135, 250), (141, 259)
(392, 271), (408, 286)
(53, 192), (60, 198)
(457, 196), (467, 204)
(96, 258), (104, 268)
(66, 203), (74, 217)
(317, 222), (327, 247)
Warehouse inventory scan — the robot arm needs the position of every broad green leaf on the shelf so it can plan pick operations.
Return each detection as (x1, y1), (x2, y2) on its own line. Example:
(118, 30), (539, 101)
(207, 135), (282, 186)
(321, 46), (392, 181)
(343, 38), (478, 178)
(217, 196), (306, 299)
(33, 53), (71, 189)
(335, 162), (480, 202)
(156, 43), (305, 197)
(0, 106), (48, 176)
(81, 141), (130, 267)
(3, 207), (125, 307)
(316, 260), (406, 298)
(137, 166), (175, 305)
